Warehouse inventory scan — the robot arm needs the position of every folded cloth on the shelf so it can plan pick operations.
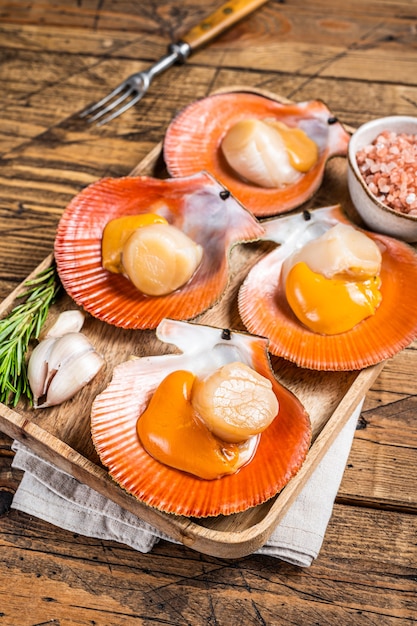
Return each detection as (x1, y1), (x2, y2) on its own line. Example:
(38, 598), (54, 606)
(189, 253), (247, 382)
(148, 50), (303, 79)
(11, 399), (363, 567)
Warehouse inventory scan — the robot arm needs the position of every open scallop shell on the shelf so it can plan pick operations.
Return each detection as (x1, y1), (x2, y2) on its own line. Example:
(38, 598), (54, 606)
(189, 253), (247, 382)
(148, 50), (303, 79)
(54, 171), (264, 329)
(163, 90), (350, 217)
(91, 319), (311, 518)
(238, 205), (417, 371)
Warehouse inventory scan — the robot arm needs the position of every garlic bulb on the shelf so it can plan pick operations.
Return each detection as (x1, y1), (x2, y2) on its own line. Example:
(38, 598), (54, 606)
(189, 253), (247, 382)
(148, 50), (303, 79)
(28, 311), (104, 408)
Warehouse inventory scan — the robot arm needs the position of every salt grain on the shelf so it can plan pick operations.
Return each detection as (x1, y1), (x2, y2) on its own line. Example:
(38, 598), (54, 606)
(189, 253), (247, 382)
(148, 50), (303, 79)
(356, 130), (417, 215)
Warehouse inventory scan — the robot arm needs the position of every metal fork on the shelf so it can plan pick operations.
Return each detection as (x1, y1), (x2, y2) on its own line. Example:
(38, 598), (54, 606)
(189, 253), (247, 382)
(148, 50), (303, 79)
(79, 0), (269, 126)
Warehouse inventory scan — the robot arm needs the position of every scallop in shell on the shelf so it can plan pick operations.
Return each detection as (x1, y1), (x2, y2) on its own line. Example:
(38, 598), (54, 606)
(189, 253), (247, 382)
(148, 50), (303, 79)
(91, 319), (311, 518)
(238, 205), (417, 370)
(54, 171), (264, 329)
(163, 90), (350, 217)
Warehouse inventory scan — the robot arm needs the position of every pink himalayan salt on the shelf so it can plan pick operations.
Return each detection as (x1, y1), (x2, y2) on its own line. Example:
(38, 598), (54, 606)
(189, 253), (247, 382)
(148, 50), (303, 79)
(356, 130), (417, 215)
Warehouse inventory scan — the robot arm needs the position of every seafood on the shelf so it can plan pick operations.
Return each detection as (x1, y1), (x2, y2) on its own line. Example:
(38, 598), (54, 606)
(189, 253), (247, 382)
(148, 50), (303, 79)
(136, 366), (272, 481)
(238, 205), (417, 370)
(163, 90), (350, 217)
(191, 361), (278, 443)
(54, 171), (264, 329)
(91, 319), (311, 517)
(101, 212), (168, 274)
(102, 212), (203, 296)
(282, 223), (383, 335)
(221, 118), (318, 188)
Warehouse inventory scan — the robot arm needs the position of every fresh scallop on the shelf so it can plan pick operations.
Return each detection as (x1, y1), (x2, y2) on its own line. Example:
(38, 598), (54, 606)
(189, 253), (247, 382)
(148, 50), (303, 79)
(137, 368), (262, 480)
(282, 223), (383, 335)
(54, 172), (264, 329)
(91, 319), (311, 517)
(122, 222), (203, 296)
(102, 212), (203, 296)
(221, 119), (306, 188)
(191, 361), (278, 444)
(137, 359), (278, 481)
(238, 205), (417, 370)
(102, 212), (168, 274)
(163, 90), (350, 217)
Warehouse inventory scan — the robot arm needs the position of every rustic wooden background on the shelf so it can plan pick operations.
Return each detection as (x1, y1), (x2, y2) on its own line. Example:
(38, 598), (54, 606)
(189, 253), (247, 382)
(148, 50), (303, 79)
(0, 0), (416, 623)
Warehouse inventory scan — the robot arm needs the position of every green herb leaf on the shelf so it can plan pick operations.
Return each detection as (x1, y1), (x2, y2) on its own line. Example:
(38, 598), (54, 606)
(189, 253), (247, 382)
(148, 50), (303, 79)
(0, 263), (61, 407)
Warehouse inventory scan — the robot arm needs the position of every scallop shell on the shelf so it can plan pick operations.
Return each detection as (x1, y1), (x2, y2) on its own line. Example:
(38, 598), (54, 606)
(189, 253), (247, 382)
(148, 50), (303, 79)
(54, 171), (264, 329)
(163, 90), (350, 217)
(91, 319), (311, 517)
(238, 205), (417, 371)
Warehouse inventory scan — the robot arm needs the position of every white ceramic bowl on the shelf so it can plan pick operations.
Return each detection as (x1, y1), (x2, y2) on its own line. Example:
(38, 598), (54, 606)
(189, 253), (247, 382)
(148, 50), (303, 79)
(347, 115), (417, 243)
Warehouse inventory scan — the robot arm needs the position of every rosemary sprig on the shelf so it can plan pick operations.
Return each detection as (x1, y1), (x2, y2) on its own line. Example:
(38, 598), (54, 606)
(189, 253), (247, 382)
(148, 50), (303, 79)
(0, 264), (61, 407)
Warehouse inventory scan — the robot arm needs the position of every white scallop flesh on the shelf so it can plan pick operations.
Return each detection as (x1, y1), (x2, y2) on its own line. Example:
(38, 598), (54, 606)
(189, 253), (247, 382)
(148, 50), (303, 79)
(282, 222), (382, 282)
(221, 119), (301, 188)
(121, 223), (203, 296)
(191, 361), (278, 443)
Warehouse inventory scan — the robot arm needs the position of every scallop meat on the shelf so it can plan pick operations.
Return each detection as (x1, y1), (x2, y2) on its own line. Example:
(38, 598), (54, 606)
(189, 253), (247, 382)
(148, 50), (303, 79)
(91, 319), (311, 517)
(163, 90), (350, 217)
(238, 205), (417, 370)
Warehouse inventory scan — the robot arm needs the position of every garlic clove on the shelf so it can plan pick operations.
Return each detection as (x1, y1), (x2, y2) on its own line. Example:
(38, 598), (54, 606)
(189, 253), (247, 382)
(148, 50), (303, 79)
(37, 350), (105, 408)
(27, 337), (56, 407)
(46, 310), (85, 338)
(45, 332), (95, 379)
(28, 325), (105, 409)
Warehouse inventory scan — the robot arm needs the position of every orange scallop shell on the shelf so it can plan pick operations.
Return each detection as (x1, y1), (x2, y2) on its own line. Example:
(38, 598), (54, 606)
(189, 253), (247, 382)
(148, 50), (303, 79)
(91, 319), (311, 517)
(163, 91), (350, 217)
(238, 205), (417, 371)
(54, 171), (264, 329)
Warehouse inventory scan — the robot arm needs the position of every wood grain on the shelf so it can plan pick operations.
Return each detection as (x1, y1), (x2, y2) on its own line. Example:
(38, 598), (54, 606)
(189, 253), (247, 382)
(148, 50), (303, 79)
(0, 502), (415, 624)
(0, 127), (391, 557)
(0, 0), (416, 622)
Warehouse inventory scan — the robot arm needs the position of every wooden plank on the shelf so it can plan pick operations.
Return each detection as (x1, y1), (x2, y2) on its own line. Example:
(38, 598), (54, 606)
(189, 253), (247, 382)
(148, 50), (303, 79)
(339, 393), (417, 509)
(0, 503), (415, 624)
(0, 0), (416, 614)
(352, 343), (417, 507)
(2, 0), (417, 32)
(1, 2), (415, 87)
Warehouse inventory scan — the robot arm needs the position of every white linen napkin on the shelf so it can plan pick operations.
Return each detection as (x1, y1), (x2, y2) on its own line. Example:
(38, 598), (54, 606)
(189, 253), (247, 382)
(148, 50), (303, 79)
(11, 400), (363, 567)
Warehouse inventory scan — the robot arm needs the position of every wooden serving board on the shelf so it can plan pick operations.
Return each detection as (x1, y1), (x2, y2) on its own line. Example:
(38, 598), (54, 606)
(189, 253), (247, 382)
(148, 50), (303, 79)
(0, 91), (385, 558)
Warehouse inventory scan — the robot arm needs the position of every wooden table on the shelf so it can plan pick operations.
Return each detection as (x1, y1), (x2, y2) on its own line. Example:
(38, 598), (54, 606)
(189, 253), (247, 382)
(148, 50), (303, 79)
(0, 0), (416, 623)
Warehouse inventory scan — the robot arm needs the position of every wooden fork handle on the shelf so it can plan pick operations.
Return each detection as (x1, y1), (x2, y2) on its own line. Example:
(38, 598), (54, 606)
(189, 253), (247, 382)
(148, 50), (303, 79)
(181, 0), (269, 51)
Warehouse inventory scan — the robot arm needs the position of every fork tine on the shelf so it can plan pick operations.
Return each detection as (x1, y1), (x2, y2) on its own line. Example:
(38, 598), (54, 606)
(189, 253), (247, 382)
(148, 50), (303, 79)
(79, 81), (128, 118)
(95, 91), (145, 127)
(86, 86), (134, 123)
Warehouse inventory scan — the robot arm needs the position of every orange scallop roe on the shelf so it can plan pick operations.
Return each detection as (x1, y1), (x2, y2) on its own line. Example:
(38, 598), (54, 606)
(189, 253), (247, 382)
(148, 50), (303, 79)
(356, 131), (417, 215)
(102, 213), (167, 273)
(137, 364), (278, 480)
(101, 212), (203, 296)
(285, 261), (382, 335)
(268, 120), (319, 172)
(137, 370), (246, 480)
